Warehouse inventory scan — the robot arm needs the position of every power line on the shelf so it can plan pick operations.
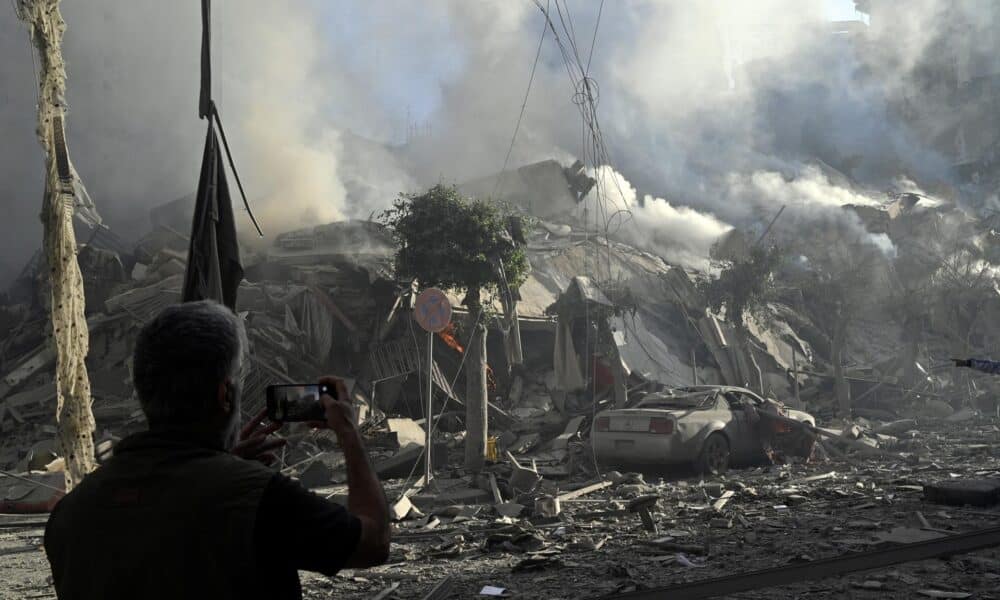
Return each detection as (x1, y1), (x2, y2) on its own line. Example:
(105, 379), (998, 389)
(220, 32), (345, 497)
(493, 0), (550, 199)
(585, 0), (605, 75)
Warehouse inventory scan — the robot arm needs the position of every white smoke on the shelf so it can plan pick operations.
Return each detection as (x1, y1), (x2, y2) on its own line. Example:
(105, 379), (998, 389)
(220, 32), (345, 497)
(0, 1), (984, 285)
(726, 166), (882, 210)
(582, 166), (732, 270)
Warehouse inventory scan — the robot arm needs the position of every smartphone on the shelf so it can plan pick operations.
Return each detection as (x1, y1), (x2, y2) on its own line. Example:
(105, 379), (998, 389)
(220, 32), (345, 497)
(265, 383), (331, 422)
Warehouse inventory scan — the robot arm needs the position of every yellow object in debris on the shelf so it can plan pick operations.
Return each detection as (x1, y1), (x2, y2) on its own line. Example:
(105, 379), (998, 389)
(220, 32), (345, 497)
(486, 436), (499, 462)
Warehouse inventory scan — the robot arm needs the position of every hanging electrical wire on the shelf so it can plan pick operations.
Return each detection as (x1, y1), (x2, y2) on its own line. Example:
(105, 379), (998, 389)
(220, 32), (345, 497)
(493, 0), (550, 199)
(531, 0), (635, 280)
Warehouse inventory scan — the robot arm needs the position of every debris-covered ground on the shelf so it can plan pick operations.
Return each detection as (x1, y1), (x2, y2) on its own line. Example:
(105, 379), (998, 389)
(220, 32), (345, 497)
(4, 163), (1000, 598)
(4, 414), (1000, 599)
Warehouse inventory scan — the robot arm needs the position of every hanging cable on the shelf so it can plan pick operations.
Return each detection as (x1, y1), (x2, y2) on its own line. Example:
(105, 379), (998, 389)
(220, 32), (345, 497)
(585, 0), (605, 75)
(493, 0), (550, 199)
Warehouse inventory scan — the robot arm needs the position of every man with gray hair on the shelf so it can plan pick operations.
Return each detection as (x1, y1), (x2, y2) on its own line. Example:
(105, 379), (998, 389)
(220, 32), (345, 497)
(44, 301), (390, 599)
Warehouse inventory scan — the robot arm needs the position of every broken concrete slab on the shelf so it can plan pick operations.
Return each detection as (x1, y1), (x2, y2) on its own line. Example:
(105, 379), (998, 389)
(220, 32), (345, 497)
(874, 526), (947, 545)
(944, 408), (977, 423)
(550, 415), (586, 450)
(410, 487), (492, 511)
(0, 345), (55, 399)
(534, 495), (561, 517)
(374, 442), (447, 479)
(391, 494), (417, 521)
(496, 501), (526, 518)
(924, 479), (1000, 508)
(386, 418), (426, 448)
(874, 419), (918, 435)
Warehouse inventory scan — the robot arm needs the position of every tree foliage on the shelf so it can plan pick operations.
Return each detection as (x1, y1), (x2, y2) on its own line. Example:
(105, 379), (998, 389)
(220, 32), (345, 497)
(794, 241), (886, 336)
(700, 244), (784, 325)
(379, 185), (530, 305)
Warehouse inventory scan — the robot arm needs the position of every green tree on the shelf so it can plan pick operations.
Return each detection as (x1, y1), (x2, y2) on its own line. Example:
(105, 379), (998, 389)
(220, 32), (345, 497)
(794, 241), (886, 417)
(701, 243), (784, 326)
(380, 185), (529, 471)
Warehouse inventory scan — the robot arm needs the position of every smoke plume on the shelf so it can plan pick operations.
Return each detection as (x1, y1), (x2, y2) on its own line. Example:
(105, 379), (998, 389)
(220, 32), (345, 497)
(0, 1), (987, 285)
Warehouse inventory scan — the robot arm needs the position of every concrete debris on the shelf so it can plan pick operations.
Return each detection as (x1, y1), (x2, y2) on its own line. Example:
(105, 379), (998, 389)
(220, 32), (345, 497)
(924, 479), (1000, 508)
(6, 158), (1000, 599)
(533, 495), (560, 518)
(495, 502), (526, 518)
(506, 452), (542, 495)
(479, 585), (509, 597)
(386, 418), (426, 448)
(391, 495), (417, 522)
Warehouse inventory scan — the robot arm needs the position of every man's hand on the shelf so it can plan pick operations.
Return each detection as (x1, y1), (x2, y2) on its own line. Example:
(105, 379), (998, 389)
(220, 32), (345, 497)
(952, 358), (972, 368)
(309, 376), (358, 439)
(232, 408), (287, 465)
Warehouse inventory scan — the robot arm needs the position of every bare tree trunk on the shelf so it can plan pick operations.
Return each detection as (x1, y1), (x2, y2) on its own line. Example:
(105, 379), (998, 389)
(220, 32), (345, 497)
(464, 292), (488, 472)
(17, 0), (97, 491)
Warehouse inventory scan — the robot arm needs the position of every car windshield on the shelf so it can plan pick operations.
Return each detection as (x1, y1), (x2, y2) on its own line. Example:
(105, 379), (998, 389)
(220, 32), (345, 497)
(636, 392), (716, 409)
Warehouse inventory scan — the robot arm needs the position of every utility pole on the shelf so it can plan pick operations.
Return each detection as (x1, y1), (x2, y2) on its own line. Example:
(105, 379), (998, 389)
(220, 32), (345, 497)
(16, 0), (98, 490)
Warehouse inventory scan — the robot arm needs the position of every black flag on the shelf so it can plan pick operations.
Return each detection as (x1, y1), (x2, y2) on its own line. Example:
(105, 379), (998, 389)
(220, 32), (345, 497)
(181, 120), (243, 309)
(199, 0), (212, 119)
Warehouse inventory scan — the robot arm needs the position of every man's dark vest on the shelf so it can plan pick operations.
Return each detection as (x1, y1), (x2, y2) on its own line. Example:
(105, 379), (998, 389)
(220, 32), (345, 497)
(44, 431), (274, 600)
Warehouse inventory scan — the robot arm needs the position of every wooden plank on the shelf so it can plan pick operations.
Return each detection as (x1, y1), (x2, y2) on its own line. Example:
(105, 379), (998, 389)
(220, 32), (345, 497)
(421, 575), (454, 600)
(370, 582), (401, 600)
(557, 480), (612, 502)
(712, 491), (735, 512)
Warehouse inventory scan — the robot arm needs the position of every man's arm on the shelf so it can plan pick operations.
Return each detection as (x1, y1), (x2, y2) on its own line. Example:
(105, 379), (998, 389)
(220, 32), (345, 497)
(321, 377), (390, 568)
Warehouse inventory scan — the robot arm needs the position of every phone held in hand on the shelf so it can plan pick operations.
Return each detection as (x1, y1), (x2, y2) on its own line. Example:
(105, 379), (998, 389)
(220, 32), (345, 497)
(265, 383), (331, 422)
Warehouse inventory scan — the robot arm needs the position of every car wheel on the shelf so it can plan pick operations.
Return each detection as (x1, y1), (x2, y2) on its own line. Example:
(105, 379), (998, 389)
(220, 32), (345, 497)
(696, 433), (730, 475)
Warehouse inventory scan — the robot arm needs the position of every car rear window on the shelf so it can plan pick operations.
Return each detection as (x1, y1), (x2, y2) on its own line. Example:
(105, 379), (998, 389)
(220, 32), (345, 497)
(637, 392), (715, 409)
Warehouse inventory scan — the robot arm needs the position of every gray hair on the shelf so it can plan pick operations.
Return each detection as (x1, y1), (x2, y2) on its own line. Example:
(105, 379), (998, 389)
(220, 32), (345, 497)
(133, 300), (247, 428)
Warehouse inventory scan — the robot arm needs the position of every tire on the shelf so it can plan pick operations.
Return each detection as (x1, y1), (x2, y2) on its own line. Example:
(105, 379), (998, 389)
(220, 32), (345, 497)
(695, 432), (730, 475)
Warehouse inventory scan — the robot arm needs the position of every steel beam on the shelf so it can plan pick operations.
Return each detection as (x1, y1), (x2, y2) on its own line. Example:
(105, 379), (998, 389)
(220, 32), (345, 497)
(610, 526), (1000, 599)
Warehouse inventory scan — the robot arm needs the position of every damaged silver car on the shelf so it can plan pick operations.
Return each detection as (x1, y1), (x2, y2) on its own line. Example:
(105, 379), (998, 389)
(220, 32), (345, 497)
(591, 385), (816, 474)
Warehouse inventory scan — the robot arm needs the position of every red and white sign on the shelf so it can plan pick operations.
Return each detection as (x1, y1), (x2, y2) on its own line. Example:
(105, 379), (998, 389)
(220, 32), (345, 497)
(414, 288), (452, 333)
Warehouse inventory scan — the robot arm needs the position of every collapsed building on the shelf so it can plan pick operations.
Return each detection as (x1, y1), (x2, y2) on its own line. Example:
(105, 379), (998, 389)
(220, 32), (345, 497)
(0, 157), (993, 476)
(3, 159), (1000, 598)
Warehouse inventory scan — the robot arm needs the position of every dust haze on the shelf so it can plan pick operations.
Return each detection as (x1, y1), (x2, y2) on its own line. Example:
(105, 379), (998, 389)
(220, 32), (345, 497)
(0, 0), (985, 281)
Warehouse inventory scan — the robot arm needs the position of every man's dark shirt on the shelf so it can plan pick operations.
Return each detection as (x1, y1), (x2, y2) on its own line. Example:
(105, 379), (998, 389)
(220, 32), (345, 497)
(44, 430), (361, 600)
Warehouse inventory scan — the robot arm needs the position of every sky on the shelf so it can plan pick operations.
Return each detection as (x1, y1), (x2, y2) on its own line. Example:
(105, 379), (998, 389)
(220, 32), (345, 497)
(824, 0), (866, 22)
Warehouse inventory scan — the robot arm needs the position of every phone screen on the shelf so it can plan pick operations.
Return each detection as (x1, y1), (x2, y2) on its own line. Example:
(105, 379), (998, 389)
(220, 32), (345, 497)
(266, 384), (329, 422)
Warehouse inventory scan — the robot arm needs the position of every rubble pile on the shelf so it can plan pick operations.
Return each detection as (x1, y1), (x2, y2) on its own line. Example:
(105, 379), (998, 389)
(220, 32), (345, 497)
(297, 415), (1000, 598)
(9, 411), (997, 599)
(4, 160), (1000, 598)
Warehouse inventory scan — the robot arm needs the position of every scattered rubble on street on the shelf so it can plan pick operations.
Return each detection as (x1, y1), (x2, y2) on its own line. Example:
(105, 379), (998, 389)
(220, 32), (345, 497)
(4, 353), (1000, 599)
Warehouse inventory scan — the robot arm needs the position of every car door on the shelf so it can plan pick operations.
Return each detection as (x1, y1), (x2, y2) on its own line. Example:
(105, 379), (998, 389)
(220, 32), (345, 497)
(725, 392), (761, 463)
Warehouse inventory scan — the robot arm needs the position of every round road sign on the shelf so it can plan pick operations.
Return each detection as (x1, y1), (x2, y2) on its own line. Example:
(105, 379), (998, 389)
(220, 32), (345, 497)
(414, 288), (452, 333)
